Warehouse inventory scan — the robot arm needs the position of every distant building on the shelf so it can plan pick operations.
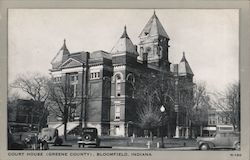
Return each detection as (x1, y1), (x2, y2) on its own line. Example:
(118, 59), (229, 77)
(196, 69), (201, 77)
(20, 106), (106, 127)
(48, 12), (194, 138)
(208, 108), (232, 126)
(7, 99), (47, 131)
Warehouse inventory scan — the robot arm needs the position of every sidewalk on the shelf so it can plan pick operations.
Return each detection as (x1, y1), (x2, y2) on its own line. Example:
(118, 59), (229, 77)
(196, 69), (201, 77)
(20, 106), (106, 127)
(112, 146), (198, 150)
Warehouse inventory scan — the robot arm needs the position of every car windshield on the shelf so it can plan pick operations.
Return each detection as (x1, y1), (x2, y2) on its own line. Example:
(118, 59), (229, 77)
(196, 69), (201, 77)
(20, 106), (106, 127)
(82, 128), (97, 135)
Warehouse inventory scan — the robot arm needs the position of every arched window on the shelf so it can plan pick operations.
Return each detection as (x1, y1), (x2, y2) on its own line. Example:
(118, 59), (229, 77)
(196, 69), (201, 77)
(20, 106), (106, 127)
(115, 74), (121, 97)
(126, 73), (135, 98)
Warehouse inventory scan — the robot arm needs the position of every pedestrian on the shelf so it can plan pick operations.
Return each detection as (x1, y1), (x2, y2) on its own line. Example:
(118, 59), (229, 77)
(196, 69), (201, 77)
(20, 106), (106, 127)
(30, 133), (38, 150)
(42, 139), (49, 150)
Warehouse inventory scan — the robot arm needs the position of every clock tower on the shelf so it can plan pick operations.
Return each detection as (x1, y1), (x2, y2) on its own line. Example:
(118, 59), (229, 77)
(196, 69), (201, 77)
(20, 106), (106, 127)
(138, 11), (170, 71)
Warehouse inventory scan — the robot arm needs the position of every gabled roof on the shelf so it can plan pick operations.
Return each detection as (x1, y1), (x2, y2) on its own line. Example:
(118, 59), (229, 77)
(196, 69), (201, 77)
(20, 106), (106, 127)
(178, 52), (194, 76)
(60, 58), (83, 68)
(139, 11), (169, 39)
(111, 26), (138, 56)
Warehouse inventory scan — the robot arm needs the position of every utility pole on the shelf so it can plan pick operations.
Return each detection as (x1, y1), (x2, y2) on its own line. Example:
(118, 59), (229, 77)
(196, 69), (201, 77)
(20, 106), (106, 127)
(84, 53), (89, 128)
(79, 52), (89, 130)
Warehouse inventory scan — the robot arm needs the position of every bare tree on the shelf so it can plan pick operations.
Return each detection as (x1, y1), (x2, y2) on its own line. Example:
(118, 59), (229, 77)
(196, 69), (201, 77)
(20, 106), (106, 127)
(10, 72), (50, 130)
(11, 72), (49, 102)
(135, 72), (175, 138)
(212, 82), (240, 131)
(47, 79), (81, 140)
(190, 82), (210, 137)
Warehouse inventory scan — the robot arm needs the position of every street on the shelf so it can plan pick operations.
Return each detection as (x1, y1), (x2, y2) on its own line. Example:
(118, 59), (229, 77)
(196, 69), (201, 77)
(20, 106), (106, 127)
(48, 144), (198, 150)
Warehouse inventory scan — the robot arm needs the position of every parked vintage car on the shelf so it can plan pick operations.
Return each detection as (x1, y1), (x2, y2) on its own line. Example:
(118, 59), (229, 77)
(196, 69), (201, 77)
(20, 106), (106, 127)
(39, 128), (63, 146)
(197, 131), (240, 150)
(77, 128), (100, 148)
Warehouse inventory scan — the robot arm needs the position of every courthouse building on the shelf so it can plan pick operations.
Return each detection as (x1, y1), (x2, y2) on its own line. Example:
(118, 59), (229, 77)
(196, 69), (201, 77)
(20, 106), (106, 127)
(48, 12), (194, 138)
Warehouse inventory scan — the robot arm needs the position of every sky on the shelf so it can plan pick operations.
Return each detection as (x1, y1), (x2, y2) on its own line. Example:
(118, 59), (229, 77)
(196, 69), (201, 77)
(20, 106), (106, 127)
(8, 9), (239, 92)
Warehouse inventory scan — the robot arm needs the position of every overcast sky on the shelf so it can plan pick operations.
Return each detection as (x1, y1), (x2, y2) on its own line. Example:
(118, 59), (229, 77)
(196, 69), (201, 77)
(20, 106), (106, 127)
(8, 9), (239, 92)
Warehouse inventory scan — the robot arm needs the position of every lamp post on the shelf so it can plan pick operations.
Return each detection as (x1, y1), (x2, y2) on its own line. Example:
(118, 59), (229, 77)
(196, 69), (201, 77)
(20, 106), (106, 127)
(126, 121), (133, 137)
(160, 105), (166, 148)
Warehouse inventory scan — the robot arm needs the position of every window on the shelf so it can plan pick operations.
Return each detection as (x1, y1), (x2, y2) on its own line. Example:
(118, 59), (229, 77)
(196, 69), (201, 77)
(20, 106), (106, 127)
(70, 84), (78, 97)
(70, 75), (78, 82)
(90, 72), (100, 80)
(126, 74), (135, 98)
(69, 74), (78, 97)
(115, 74), (121, 97)
(53, 76), (61, 82)
(115, 105), (121, 121)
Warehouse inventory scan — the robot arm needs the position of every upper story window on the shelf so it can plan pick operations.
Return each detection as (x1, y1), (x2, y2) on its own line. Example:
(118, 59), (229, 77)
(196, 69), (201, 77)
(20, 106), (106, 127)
(53, 76), (61, 82)
(70, 75), (78, 83)
(90, 72), (100, 80)
(115, 74), (121, 97)
(69, 74), (78, 97)
(127, 73), (135, 98)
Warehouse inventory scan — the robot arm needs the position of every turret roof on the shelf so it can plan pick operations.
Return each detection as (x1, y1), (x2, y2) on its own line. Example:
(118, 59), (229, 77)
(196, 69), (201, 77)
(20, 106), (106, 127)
(111, 26), (138, 55)
(51, 39), (70, 65)
(178, 52), (194, 76)
(139, 11), (169, 38)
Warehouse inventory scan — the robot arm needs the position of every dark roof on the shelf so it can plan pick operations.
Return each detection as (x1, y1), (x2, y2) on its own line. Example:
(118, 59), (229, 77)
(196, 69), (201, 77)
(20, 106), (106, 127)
(90, 50), (111, 59)
(178, 52), (194, 75)
(69, 51), (88, 63)
(120, 26), (129, 39)
(139, 11), (169, 38)
(110, 26), (138, 55)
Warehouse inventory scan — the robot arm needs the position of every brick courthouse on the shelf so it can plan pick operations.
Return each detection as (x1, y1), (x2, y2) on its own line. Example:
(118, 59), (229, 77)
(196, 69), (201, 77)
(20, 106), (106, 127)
(48, 12), (194, 138)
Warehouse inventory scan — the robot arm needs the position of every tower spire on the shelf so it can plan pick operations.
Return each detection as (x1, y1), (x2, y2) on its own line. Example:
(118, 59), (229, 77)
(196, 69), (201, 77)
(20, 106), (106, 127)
(61, 38), (68, 50)
(181, 51), (186, 62)
(179, 51), (194, 75)
(121, 25), (129, 38)
(111, 25), (138, 56)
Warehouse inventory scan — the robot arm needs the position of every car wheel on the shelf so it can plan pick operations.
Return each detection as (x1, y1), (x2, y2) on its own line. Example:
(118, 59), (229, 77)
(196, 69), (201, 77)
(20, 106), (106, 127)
(200, 143), (209, 150)
(82, 144), (85, 148)
(78, 144), (81, 148)
(235, 142), (240, 150)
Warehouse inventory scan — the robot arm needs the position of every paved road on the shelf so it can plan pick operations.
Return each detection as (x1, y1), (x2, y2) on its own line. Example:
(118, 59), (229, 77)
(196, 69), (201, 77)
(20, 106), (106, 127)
(48, 144), (199, 150)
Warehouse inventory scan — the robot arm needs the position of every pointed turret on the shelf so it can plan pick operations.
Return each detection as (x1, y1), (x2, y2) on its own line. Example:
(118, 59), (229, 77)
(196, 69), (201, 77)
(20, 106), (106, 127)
(120, 25), (129, 39)
(111, 26), (138, 56)
(178, 52), (194, 76)
(51, 39), (70, 69)
(60, 39), (70, 54)
(139, 11), (169, 39)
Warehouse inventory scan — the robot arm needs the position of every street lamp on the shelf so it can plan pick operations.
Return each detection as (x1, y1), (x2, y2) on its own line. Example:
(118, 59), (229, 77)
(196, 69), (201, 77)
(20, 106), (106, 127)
(126, 121), (133, 137)
(160, 105), (165, 148)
